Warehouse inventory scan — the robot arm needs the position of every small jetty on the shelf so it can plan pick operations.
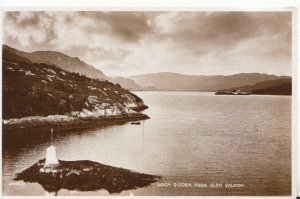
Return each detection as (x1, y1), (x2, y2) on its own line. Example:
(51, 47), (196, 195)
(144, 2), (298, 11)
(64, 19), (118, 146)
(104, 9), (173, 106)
(14, 128), (160, 194)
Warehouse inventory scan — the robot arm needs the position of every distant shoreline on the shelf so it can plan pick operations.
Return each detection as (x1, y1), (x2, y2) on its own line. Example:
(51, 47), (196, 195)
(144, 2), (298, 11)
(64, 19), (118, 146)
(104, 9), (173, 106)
(133, 90), (292, 96)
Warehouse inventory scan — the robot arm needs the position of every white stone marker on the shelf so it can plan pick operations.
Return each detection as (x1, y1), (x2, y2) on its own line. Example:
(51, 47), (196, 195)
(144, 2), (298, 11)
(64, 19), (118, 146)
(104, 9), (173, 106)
(45, 145), (59, 166)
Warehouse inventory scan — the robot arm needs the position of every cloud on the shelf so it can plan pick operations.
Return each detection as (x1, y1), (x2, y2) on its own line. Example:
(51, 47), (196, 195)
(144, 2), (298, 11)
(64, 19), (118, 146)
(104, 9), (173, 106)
(78, 12), (154, 43)
(4, 11), (55, 47)
(2, 11), (292, 76)
(153, 12), (291, 56)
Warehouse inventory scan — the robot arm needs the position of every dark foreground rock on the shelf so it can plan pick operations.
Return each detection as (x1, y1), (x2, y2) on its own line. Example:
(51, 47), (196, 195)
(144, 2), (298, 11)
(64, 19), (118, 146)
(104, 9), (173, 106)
(15, 159), (160, 194)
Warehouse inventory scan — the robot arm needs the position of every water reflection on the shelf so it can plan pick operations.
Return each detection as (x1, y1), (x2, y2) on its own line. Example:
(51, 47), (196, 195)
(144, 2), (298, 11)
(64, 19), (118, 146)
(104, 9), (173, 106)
(3, 121), (130, 155)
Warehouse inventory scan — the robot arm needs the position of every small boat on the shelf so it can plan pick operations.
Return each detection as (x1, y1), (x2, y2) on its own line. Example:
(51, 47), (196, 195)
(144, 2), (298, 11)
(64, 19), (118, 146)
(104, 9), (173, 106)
(131, 122), (141, 125)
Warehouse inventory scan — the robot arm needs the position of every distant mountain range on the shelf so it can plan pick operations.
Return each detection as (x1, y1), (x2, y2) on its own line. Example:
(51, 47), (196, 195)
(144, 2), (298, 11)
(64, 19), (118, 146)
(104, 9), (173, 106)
(3, 45), (291, 93)
(129, 72), (290, 91)
(109, 76), (158, 91)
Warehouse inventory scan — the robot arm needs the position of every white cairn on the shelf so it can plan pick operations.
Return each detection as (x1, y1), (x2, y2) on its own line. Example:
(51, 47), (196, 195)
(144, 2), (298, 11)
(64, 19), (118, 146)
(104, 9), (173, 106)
(45, 145), (59, 166)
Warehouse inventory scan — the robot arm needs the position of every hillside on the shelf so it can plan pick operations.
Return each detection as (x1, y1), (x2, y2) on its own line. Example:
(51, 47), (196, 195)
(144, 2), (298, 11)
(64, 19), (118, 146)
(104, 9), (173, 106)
(252, 82), (292, 95)
(2, 46), (148, 128)
(3, 45), (107, 80)
(246, 78), (292, 95)
(3, 45), (147, 91)
(129, 72), (289, 91)
(234, 78), (292, 92)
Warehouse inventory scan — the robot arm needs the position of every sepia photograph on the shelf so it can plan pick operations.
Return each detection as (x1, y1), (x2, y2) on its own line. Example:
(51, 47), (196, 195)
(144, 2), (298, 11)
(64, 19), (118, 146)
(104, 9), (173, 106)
(1, 10), (293, 196)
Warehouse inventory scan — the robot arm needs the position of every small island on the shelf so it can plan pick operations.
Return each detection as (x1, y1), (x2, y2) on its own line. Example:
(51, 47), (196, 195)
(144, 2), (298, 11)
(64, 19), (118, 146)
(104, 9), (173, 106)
(15, 158), (160, 194)
(13, 144), (160, 195)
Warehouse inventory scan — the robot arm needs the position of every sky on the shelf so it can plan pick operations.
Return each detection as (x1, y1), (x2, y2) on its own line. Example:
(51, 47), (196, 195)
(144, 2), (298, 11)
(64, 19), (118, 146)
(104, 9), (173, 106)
(3, 11), (292, 77)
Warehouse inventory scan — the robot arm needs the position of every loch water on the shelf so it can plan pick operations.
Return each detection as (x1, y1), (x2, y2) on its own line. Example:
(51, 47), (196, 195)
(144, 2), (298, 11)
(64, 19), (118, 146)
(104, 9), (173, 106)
(2, 92), (291, 196)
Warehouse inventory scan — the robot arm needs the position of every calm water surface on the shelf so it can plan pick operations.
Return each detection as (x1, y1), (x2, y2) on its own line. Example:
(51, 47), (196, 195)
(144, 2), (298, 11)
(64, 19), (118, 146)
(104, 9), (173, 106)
(2, 92), (291, 196)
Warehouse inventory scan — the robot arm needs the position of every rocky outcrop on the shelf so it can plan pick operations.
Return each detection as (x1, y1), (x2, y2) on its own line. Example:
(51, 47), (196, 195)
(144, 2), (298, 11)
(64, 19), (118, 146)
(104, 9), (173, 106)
(15, 159), (160, 194)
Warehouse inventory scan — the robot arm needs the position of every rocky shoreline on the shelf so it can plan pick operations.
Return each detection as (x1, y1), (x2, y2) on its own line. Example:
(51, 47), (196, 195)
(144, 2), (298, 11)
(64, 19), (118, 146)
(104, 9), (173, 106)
(2, 112), (149, 132)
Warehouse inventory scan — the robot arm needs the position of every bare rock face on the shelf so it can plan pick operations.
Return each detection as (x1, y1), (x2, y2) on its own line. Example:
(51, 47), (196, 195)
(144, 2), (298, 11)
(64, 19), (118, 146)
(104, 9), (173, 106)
(14, 159), (160, 194)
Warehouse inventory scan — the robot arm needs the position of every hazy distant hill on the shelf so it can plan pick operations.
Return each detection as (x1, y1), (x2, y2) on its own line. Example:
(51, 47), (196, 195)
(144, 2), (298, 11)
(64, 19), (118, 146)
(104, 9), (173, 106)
(110, 76), (142, 91)
(129, 72), (289, 91)
(2, 46), (148, 124)
(110, 76), (160, 91)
